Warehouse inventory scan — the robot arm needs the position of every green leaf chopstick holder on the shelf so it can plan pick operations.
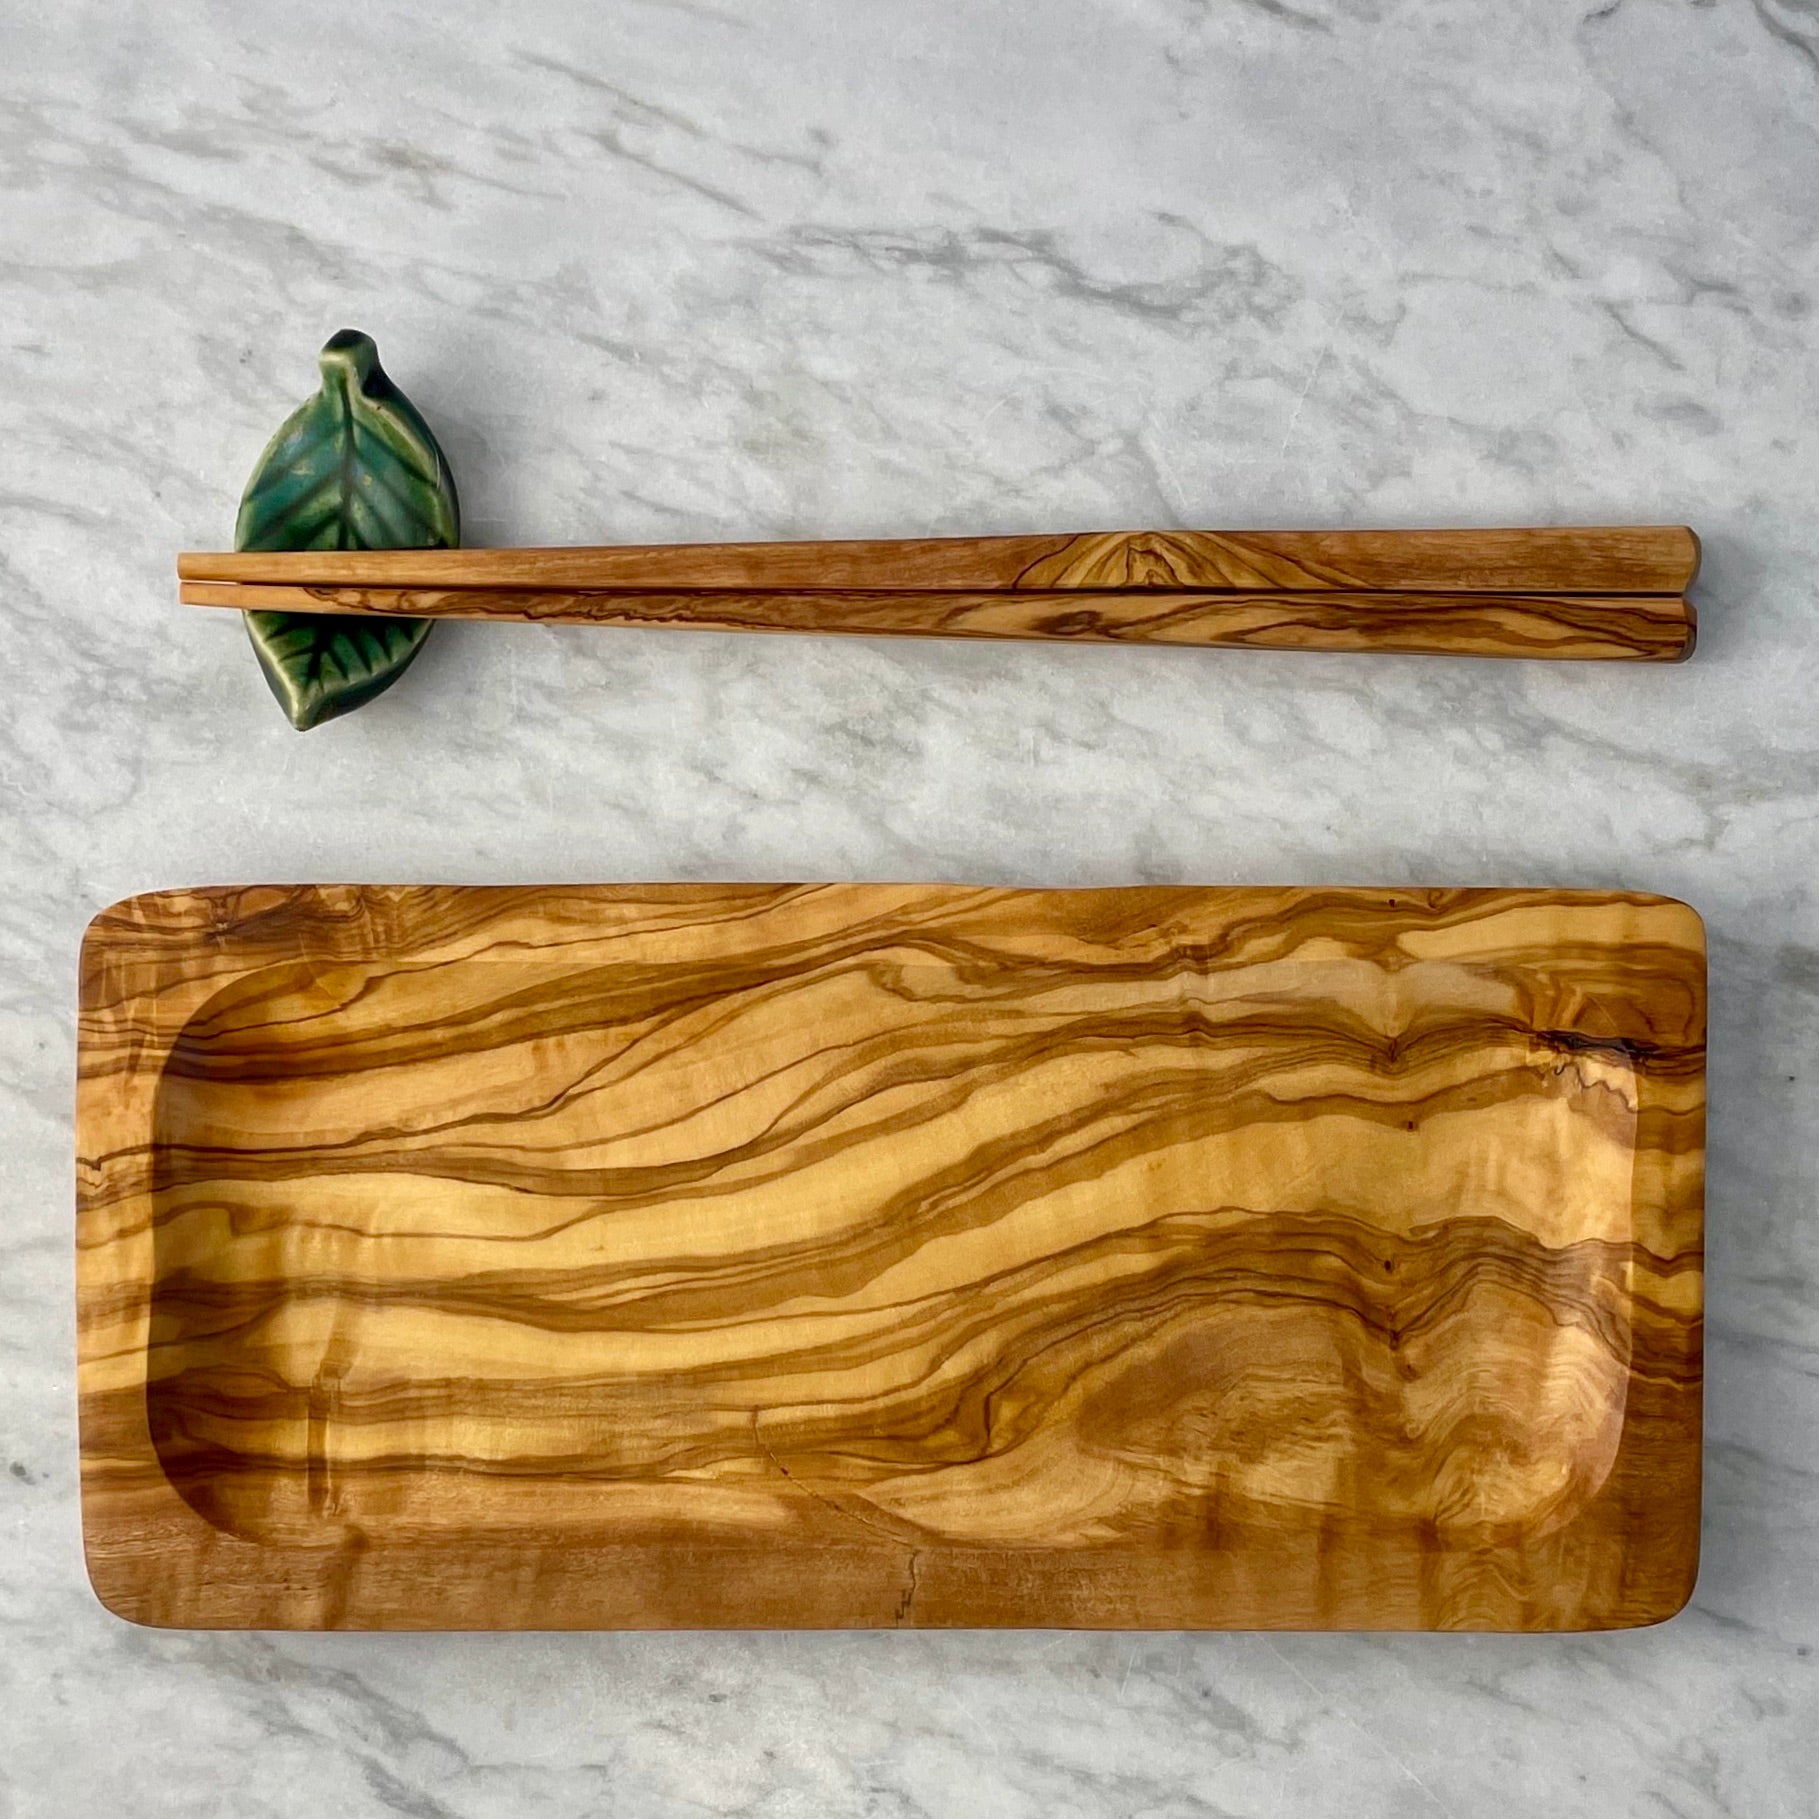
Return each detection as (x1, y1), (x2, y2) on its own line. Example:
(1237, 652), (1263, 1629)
(233, 330), (460, 730)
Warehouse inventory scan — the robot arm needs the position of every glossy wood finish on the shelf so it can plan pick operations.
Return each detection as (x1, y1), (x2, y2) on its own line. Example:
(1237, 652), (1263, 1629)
(178, 526), (1701, 662)
(179, 583), (1697, 661)
(77, 884), (1705, 1631)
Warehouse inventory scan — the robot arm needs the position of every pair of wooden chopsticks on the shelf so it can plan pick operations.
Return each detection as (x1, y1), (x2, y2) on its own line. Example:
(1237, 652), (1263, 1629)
(178, 526), (1700, 662)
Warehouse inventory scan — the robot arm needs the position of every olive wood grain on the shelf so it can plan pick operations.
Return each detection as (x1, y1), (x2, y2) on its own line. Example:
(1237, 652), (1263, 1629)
(179, 580), (1697, 660)
(178, 525), (1701, 594)
(77, 884), (1705, 1631)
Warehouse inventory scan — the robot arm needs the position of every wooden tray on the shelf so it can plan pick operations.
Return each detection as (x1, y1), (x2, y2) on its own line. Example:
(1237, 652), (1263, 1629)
(76, 884), (1706, 1631)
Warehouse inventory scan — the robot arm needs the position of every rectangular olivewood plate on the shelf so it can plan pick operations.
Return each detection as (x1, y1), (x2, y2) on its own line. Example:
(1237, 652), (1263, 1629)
(77, 884), (1705, 1631)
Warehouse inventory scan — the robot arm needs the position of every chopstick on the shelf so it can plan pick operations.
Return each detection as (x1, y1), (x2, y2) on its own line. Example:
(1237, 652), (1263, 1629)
(179, 526), (1700, 595)
(177, 527), (1700, 663)
(178, 580), (1696, 662)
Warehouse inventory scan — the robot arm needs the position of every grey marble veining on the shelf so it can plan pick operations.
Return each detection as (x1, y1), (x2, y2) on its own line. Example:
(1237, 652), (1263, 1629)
(2, 0), (1816, 1813)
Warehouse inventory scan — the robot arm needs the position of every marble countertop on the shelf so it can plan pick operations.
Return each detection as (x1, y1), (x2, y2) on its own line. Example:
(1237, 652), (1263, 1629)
(3, 1), (1815, 1813)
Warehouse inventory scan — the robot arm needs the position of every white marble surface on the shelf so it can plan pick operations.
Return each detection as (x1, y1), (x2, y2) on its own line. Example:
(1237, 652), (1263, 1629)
(3, 0), (1816, 1812)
